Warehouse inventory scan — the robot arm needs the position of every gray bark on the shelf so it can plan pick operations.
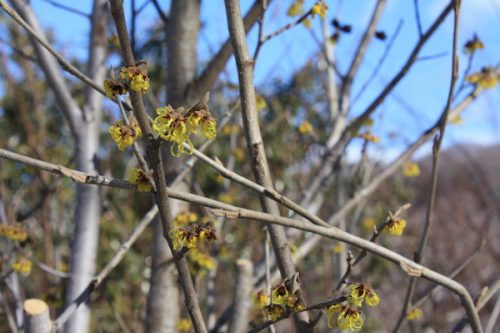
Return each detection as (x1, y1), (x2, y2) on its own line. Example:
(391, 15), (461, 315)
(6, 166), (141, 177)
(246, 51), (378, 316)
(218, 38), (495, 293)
(64, 2), (108, 333)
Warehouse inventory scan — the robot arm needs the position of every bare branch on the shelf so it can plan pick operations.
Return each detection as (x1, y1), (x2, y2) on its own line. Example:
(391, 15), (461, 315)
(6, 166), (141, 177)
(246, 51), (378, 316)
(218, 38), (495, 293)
(224, 0), (311, 330)
(108, 1), (208, 331)
(393, 1), (467, 331)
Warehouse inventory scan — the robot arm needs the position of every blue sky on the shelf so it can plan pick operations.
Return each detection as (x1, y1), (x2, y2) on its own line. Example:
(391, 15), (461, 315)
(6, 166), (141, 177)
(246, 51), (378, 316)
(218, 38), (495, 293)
(23, 0), (500, 161)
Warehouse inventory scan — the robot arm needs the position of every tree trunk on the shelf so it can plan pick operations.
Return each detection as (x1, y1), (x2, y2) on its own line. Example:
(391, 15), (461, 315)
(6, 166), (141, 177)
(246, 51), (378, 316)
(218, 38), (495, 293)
(63, 1), (108, 333)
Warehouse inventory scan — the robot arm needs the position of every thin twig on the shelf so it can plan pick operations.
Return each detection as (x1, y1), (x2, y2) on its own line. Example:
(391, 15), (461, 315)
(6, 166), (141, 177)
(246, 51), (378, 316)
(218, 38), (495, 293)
(393, 1), (466, 331)
(413, 0), (423, 36)
(151, 0), (169, 25)
(224, 0), (311, 331)
(260, 9), (313, 45)
(351, 19), (404, 106)
(40, 0), (89, 18)
(252, 0), (267, 61)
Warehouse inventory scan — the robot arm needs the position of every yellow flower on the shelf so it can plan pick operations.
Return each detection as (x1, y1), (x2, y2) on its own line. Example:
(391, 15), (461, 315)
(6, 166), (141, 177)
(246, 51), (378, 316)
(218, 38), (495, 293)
(176, 318), (192, 332)
(348, 283), (379, 307)
(302, 18), (312, 29)
(386, 216), (407, 236)
(406, 308), (423, 321)
(0, 225), (28, 242)
(402, 161), (420, 177)
(218, 193), (234, 204)
(221, 124), (239, 135)
(174, 211), (198, 227)
(232, 147), (246, 161)
(298, 121), (313, 135)
(312, 2), (328, 19)
(153, 106), (193, 156)
(120, 64), (150, 93)
(287, 0), (304, 17)
(264, 304), (285, 321)
(170, 227), (196, 250)
(466, 67), (499, 89)
(103, 79), (127, 99)
(186, 110), (217, 139)
(337, 307), (364, 331)
(11, 257), (32, 275)
(326, 304), (364, 331)
(130, 74), (150, 93)
(361, 217), (376, 231)
(365, 289), (380, 307)
(358, 131), (380, 143)
(129, 168), (153, 192)
(255, 95), (268, 112)
(449, 114), (463, 125)
(331, 243), (344, 254)
(464, 35), (484, 54)
(170, 222), (216, 250)
(189, 248), (217, 270)
(271, 284), (289, 305)
(108, 118), (142, 151)
(253, 290), (270, 308)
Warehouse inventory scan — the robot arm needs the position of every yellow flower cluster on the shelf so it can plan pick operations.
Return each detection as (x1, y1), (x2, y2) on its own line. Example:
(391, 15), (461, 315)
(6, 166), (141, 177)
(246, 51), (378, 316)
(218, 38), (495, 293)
(11, 257), (32, 275)
(331, 243), (345, 254)
(264, 304), (286, 321)
(402, 161), (420, 177)
(103, 79), (127, 99)
(464, 35), (484, 54)
(103, 63), (150, 100)
(170, 221), (217, 250)
(253, 290), (271, 309)
(108, 117), (142, 151)
(173, 211), (198, 227)
(386, 215), (407, 236)
(176, 318), (192, 332)
(466, 67), (499, 89)
(357, 131), (380, 143)
(287, 0), (304, 17)
(152, 105), (217, 156)
(326, 304), (364, 331)
(298, 120), (313, 135)
(120, 64), (150, 93)
(326, 282), (380, 331)
(0, 224), (28, 241)
(255, 95), (268, 112)
(406, 308), (423, 321)
(128, 168), (153, 192)
(348, 283), (380, 307)
(312, 1), (328, 19)
(188, 248), (217, 271)
(258, 282), (306, 322)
